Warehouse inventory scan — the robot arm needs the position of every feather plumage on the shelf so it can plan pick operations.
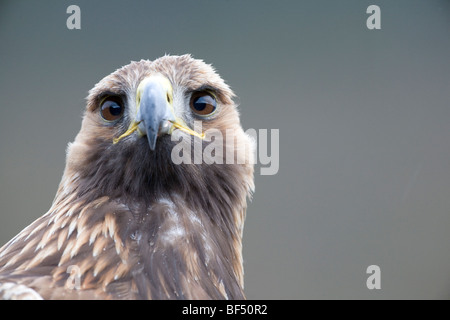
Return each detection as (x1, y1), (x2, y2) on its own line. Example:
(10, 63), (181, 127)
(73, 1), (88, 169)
(0, 55), (254, 299)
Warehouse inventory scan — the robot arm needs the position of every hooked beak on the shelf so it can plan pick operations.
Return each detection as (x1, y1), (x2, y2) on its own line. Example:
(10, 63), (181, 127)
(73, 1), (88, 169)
(135, 75), (176, 150)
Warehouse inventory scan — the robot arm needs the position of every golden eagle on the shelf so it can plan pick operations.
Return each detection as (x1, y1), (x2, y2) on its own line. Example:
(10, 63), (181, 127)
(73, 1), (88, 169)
(0, 55), (255, 299)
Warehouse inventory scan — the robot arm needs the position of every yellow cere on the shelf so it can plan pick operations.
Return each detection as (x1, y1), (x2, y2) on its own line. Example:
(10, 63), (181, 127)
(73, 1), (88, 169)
(113, 120), (205, 144)
(170, 121), (206, 139)
(113, 121), (141, 144)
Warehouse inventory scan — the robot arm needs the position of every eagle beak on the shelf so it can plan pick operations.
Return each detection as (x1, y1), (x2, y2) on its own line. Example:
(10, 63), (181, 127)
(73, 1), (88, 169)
(135, 75), (176, 150)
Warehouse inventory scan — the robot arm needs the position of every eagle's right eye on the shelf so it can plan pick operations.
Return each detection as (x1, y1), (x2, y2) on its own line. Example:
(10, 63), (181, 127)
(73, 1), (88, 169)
(100, 98), (124, 122)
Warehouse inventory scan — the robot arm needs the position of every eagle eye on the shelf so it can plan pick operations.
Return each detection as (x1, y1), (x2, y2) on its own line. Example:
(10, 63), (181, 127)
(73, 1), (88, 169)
(100, 97), (124, 122)
(190, 91), (217, 117)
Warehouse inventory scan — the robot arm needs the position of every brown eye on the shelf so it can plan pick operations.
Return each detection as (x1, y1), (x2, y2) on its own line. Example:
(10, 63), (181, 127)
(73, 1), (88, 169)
(190, 91), (217, 117)
(100, 98), (124, 122)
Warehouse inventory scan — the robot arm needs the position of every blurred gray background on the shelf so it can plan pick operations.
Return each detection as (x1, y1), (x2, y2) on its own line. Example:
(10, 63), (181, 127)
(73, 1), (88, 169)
(1, 0), (450, 299)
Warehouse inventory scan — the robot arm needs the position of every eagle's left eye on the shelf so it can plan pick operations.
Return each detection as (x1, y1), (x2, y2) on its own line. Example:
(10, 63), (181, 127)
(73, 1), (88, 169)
(190, 92), (217, 117)
(100, 98), (124, 122)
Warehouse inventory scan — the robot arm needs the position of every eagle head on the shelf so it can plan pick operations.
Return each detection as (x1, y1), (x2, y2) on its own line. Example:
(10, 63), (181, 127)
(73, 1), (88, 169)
(66, 55), (254, 206)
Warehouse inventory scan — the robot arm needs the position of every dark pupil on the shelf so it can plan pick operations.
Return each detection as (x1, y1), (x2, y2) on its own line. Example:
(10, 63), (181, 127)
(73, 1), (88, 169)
(193, 102), (206, 111)
(108, 102), (122, 115)
(193, 95), (214, 111)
